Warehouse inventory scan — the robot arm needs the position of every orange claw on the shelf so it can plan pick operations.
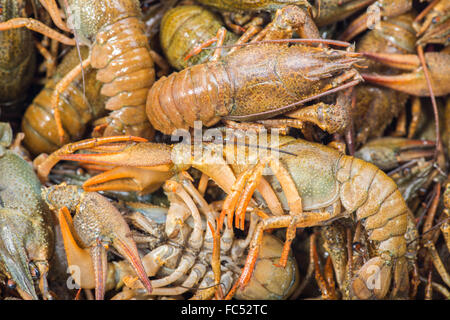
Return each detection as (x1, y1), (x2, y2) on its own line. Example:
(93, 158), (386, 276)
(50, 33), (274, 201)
(44, 184), (153, 299)
(82, 167), (173, 194)
(60, 142), (174, 193)
(361, 51), (450, 97)
(35, 136), (148, 182)
(56, 207), (97, 294)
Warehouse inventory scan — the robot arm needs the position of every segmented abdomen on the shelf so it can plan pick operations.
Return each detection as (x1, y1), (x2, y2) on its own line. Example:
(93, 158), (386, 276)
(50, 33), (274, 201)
(160, 5), (238, 71)
(146, 62), (232, 134)
(91, 17), (155, 139)
(196, 0), (288, 11)
(21, 48), (105, 155)
(337, 156), (408, 259)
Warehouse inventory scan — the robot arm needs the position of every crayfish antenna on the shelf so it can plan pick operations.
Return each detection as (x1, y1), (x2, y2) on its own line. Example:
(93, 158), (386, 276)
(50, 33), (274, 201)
(416, 45), (441, 161)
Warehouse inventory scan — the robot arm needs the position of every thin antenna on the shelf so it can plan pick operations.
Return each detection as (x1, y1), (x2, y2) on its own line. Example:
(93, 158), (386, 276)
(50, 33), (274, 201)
(187, 132), (298, 157)
(62, 0), (86, 98)
(417, 45), (440, 162)
(407, 216), (450, 246)
(204, 38), (355, 50)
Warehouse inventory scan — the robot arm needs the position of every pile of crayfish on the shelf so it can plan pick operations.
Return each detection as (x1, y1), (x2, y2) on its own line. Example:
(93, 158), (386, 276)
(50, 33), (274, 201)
(0, 0), (448, 300)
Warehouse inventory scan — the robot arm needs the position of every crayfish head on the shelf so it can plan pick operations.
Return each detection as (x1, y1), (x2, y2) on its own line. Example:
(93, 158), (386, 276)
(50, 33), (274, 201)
(0, 209), (39, 300)
(413, 0), (450, 47)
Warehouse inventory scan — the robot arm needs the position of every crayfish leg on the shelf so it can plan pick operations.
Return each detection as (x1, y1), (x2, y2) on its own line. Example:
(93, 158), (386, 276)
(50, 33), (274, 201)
(51, 57), (91, 143)
(235, 162), (266, 230)
(207, 221), (223, 300)
(184, 27), (227, 62)
(34, 40), (57, 79)
(228, 25), (261, 55)
(35, 261), (52, 300)
(221, 12), (246, 34)
(0, 17), (75, 45)
(218, 170), (251, 231)
(310, 233), (337, 299)
(274, 220), (297, 268)
(237, 223), (265, 290)
(236, 209), (342, 294)
(211, 28), (227, 61)
(38, 0), (71, 32)
(425, 241), (450, 288)
(408, 97), (422, 138)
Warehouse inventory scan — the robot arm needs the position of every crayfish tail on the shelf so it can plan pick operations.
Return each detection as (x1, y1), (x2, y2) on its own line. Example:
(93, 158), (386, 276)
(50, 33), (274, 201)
(351, 256), (392, 299)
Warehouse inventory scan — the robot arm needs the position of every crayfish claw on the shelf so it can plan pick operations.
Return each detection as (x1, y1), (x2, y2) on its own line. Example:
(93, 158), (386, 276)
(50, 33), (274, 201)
(56, 207), (96, 291)
(361, 52), (420, 71)
(35, 136), (148, 182)
(82, 166), (173, 194)
(45, 185), (153, 298)
(362, 51), (450, 97)
(355, 137), (435, 170)
(90, 240), (108, 300)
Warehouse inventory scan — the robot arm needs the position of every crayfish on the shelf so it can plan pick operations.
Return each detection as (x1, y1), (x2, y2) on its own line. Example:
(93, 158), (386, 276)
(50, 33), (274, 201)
(0, 122), (54, 300)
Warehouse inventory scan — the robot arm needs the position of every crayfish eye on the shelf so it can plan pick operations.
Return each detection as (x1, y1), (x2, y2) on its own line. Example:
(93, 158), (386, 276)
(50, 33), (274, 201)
(7, 279), (16, 290)
(352, 242), (363, 253)
(97, 236), (111, 250)
(418, 187), (428, 196)
(29, 262), (40, 280)
(402, 167), (411, 176)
